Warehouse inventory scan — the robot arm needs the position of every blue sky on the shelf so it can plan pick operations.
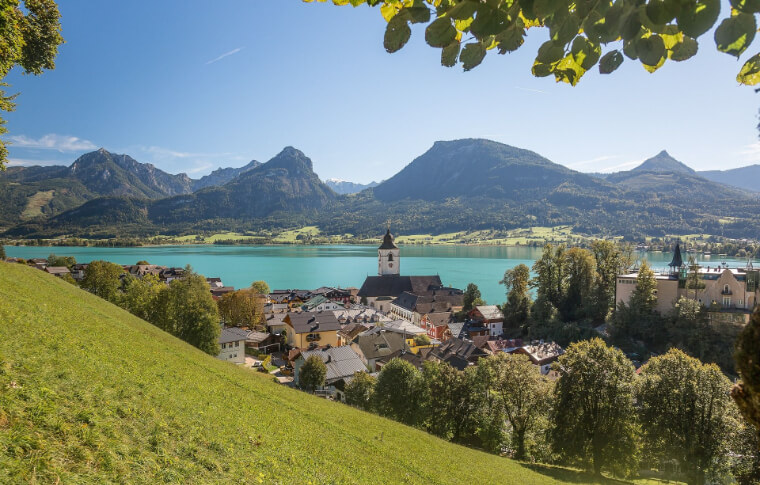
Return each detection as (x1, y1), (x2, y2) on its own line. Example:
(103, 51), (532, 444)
(4, 0), (759, 182)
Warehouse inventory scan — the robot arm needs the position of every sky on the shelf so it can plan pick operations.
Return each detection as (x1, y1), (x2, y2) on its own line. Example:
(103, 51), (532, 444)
(4, 0), (760, 183)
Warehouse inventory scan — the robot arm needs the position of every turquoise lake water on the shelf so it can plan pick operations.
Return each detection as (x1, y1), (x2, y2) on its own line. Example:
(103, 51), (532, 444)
(4, 245), (757, 305)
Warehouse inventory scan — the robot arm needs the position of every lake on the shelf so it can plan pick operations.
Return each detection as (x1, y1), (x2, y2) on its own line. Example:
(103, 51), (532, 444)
(4, 244), (757, 305)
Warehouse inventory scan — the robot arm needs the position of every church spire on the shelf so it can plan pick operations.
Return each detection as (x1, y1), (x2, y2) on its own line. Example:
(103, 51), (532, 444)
(669, 243), (683, 270)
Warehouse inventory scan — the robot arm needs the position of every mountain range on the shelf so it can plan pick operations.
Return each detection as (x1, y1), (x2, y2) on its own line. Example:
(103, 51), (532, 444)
(2, 140), (759, 240)
(324, 178), (378, 195)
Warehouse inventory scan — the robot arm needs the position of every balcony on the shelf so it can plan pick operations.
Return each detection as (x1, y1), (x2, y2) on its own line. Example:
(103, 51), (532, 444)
(721, 288), (733, 295)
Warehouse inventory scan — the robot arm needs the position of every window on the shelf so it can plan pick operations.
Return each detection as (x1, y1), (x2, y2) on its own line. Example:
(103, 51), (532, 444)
(739, 298), (745, 307)
(388, 253), (394, 261)
(723, 296), (731, 308)
(724, 284), (730, 293)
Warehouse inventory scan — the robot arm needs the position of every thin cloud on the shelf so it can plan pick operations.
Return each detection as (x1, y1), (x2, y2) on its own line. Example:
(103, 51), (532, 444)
(8, 134), (97, 152)
(142, 145), (235, 160)
(738, 142), (760, 162)
(598, 159), (644, 173)
(7, 157), (64, 167)
(567, 155), (619, 168)
(206, 47), (243, 65)
(186, 162), (214, 175)
(514, 86), (546, 94)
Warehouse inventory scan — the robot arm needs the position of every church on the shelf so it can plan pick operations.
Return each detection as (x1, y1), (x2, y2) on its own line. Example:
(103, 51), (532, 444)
(357, 229), (445, 313)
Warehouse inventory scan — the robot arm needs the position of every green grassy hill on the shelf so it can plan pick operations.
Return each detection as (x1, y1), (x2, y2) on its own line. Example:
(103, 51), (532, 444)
(0, 263), (627, 484)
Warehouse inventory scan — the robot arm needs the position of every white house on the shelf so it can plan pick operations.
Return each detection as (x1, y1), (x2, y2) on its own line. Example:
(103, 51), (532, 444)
(218, 327), (249, 364)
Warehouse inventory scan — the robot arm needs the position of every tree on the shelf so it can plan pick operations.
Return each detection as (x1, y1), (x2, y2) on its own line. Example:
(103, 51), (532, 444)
(122, 273), (165, 323)
(629, 260), (658, 313)
(561, 247), (596, 321)
(637, 349), (735, 485)
(531, 244), (566, 311)
(685, 255), (705, 300)
(250, 280), (270, 295)
(478, 352), (552, 460)
(613, 259), (663, 344)
(80, 260), (124, 303)
(153, 267), (220, 355)
(413, 333), (431, 346)
(591, 240), (622, 322)
(47, 253), (76, 268)
(344, 371), (376, 410)
(373, 358), (425, 426)
(732, 309), (760, 435)
(422, 361), (480, 442)
(0, 1), (63, 169)
(218, 288), (265, 328)
(551, 338), (638, 477)
(305, 0), (760, 87)
(462, 282), (482, 312)
(499, 264), (532, 330)
(299, 355), (327, 393)
(0, 244), (5, 260)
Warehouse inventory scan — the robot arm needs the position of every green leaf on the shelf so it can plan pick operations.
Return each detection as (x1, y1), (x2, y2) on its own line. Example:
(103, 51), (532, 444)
(737, 52), (760, 84)
(714, 12), (756, 57)
(534, 0), (562, 18)
(642, 55), (666, 72)
(553, 54), (587, 85)
(448, 0), (479, 20)
(460, 42), (487, 70)
(405, 6), (432, 24)
(550, 12), (581, 44)
(571, 36), (601, 70)
(536, 40), (565, 63)
(670, 35), (699, 61)
(621, 10), (643, 41)
(441, 41), (460, 67)
(636, 34), (666, 66)
(623, 39), (638, 59)
(645, 0), (681, 26)
(599, 50), (624, 73)
(730, 0), (760, 14)
(676, 0), (721, 38)
(384, 16), (411, 53)
(495, 18), (526, 53)
(531, 60), (555, 77)
(425, 17), (457, 48)
(470, 5), (510, 37)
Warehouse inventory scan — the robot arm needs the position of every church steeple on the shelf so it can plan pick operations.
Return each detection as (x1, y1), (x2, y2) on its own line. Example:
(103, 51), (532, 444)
(378, 228), (400, 276)
(669, 243), (684, 275)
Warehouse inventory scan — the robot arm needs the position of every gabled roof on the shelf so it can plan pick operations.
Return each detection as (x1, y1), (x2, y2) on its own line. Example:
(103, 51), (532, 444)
(515, 342), (564, 365)
(424, 312), (453, 327)
(338, 323), (369, 340)
(300, 346), (367, 384)
(447, 322), (466, 340)
(246, 331), (273, 344)
(431, 337), (488, 364)
(352, 330), (408, 361)
(377, 319), (427, 336)
(219, 327), (250, 344)
(358, 275), (443, 298)
(379, 229), (398, 250)
(302, 295), (332, 309)
(473, 305), (503, 321)
(45, 266), (70, 275)
(287, 312), (341, 334)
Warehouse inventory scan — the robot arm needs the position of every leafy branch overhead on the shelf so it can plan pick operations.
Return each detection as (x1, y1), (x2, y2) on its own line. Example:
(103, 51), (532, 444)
(304, 0), (760, 86)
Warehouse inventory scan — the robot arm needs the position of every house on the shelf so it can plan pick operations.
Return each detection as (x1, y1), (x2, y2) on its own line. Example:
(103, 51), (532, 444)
(428, 337), (488, 370)
(510, 342), (564, 375)
(206, 277), (224, 288)
(159, 267), (185, 283)
(45, 266), (71, 278)
(284, 312), (341, 349)
(350, 329), (409, 369)
(266, 313), (288, 336)
(270, 289), (311, 309)
(333, 306), (390, 325)
(246, 331), (280, 354)
(375, 348), (431, 371)
(357, 229), (445, 312)
(28, 258), (48, 270)
(420, 312), (454, 341)
(481, 337), (523, 355)
(469, 305), (504, 337)
(337, 323), (369, 346)
(218, 327), (249, 364)
(616, 244), (760, 324)
(70, 263), (89, 281)
(210, 286), (235, 300)
(301, 295), (342, 312)
(127, 264), (164, 278)
(311, 286), (353, 305)
(372, 319), (439, 353)
(294, 346), (367, 400)
(389, 289), (464, 325)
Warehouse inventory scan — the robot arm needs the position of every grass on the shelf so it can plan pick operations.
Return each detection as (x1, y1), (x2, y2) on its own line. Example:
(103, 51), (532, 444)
(20, 190), (55, 219)
(0, 262), (651, 484)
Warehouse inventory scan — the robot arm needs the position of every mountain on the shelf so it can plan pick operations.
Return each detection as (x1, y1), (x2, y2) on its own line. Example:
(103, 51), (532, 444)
(192, 159), (261, 190)
(68, 148), (194, 198)
(149, 146), (337, 222)
(324, 178), (379, 195)
(372, 139), (613, 202)
(0, 262), (580, 484)
(631, 150), (696, 174)
(699, 165), (760, 192)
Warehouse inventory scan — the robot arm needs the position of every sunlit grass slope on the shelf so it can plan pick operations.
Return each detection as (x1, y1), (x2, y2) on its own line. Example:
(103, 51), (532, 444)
(1, 262), (616, 484)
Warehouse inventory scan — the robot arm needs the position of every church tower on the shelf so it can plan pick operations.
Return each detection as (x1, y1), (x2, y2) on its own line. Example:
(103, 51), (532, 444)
(378, 228), (400, 276)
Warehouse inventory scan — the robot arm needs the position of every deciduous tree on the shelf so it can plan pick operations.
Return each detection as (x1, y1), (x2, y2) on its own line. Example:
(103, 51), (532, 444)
(590, 240), (622, 322)
(733, 309), (760, 436)
(304, 0), (760, 87)
(250, 280), (270, 295)
(373, 358), (425, 426)
(638, 348), (735, 485)
(422, 361), (480, 442)
(0, 0), (63, 169)
(478, 352), (552, 460)
(80, 260), (123, 303)
(562, 247), (596, 321)
(551, 338), (638, 477)
(462, 282), (482, 312)
(218, 288), (265, 328)
(299, 355), (327, 393)
(500, 263), (532, 330)
(344, 371), (376, 410)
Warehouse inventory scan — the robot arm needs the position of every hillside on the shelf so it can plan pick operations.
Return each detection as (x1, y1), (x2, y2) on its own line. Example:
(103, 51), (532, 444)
(0, 262), (607, 484)
(699, 165), (760, 192)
